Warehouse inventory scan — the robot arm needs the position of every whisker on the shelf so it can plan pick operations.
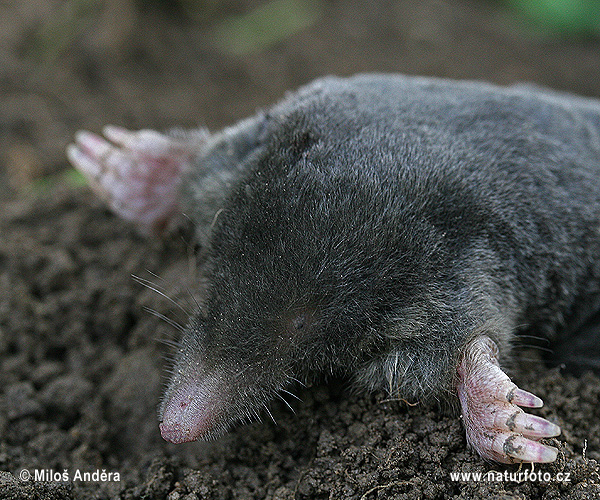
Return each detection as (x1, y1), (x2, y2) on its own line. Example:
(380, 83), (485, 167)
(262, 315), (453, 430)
(514, 334), (550, 343)
(146, 268), (199, 311)
(143, 306), (186, 333)
(156, 337), (182, 349)
(288, 376), (306, 387)
(515, 343), (554, 354)
(187, 287), (201, 310)
(516, 356), (554, 363)
(264, 406), (277, 424)
(132, 274), (190, 315)
(161, 357), (178, 367)
(144, 269), (165, 282)
(280, 388), (302, 401)
(276, 393), (296, 413)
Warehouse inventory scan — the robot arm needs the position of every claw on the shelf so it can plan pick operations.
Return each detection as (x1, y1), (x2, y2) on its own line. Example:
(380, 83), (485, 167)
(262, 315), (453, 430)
(491, 433), (558, 463)
(507, 387), (544, 408)
(508, 412), (561, 438)
(103, 126), (178, 157)
(75, 130), (114, 160)
(103, 125), (133, 145)
(66, 143), (103, 181)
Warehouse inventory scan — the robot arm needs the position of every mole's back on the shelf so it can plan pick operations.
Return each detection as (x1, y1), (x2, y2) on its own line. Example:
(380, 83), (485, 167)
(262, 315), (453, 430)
(200, 74), (600, 350)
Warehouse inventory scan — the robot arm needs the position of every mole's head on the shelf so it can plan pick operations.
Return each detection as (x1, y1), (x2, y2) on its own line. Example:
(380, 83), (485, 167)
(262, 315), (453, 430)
(159, 137), (433, 444)
(158, 295), (327, 444)
(158, 199), (377, 442)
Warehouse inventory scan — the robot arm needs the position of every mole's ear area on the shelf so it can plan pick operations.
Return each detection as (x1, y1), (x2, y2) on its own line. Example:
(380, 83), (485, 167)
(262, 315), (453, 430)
(66, 126), (203, 234)
(457, 335), (561, 464)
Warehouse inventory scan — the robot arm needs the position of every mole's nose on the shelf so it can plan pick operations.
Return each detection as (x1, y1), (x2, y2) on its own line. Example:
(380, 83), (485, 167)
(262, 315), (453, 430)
(159, 378), (220, 444)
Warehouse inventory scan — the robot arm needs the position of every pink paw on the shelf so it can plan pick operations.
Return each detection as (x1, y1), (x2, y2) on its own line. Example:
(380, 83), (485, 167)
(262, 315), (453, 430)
(67, 126), (195, 231)
(457, 336), (561, 463)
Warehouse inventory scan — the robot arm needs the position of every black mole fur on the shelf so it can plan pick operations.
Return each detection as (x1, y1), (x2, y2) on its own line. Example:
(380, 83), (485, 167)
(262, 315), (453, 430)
(164, 74), (600, 435)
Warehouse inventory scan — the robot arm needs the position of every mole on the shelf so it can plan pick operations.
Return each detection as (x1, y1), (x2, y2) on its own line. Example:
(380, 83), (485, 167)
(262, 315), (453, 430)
(66, 74), (600, 464)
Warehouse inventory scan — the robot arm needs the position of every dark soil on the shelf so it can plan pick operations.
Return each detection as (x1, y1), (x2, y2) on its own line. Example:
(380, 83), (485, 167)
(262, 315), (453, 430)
(1, 1), (600, 499)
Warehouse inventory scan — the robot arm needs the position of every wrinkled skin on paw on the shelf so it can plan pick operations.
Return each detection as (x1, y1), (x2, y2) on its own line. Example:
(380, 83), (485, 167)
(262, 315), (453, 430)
(457, 336), (561, 463)
(67, 126), (197, 232)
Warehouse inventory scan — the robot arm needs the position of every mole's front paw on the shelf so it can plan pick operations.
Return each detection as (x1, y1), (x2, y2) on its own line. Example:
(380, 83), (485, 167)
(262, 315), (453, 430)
(457, 336), (561, 463)
(66, 126), (194, 231)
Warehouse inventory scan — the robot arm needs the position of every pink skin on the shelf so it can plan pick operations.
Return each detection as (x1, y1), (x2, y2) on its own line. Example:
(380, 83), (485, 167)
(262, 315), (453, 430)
(458, 336), (561, 463)
(66, 128), (562, 462)
(159, 376), (223, 444)
(66, 126), (194, 232)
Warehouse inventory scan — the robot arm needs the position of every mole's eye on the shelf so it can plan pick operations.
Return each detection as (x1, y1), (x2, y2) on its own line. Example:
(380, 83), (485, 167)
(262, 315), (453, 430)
(292, 315), (306, 330)
(281, 308), (317, 339)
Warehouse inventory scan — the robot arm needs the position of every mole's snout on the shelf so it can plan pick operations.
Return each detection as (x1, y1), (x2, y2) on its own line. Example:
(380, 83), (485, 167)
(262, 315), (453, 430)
(159, 376), (223, 444)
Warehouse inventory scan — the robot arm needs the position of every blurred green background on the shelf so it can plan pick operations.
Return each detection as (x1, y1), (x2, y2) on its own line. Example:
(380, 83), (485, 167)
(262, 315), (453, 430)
(1, 0), (599, 197)
(28, 0), (600, 64)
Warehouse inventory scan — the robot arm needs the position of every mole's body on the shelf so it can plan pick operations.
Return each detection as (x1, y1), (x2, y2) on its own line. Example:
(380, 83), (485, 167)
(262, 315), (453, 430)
(67, 74), (600, 463)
